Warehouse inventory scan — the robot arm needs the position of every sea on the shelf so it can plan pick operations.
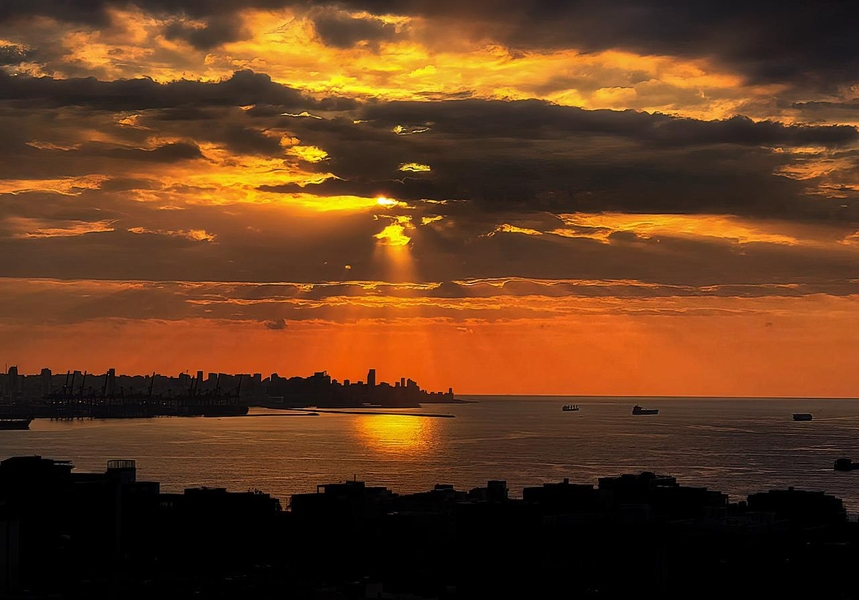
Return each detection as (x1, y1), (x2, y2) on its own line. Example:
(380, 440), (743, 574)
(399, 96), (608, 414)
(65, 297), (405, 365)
(4, 396), (859, 511)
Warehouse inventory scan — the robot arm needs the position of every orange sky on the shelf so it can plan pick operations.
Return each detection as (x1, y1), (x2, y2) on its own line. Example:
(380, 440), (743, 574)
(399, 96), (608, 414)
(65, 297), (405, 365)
(2, 3), (859, 395)
(4, 292), (859, 396)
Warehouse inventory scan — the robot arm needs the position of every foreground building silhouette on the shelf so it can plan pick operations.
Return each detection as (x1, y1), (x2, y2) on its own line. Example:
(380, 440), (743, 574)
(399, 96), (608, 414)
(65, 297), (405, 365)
(1, 457), (857, 598)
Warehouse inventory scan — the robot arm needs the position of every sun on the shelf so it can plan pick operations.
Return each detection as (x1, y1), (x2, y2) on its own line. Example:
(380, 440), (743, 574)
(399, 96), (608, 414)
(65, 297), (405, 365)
(376, 196), (399, 207)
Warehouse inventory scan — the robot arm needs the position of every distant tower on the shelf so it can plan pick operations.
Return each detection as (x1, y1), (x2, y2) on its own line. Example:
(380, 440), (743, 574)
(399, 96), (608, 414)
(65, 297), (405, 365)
(106, 368), (116, 396)
(41, 367), (53, 397)
(7, 366), (19, 398)
(367, 369), (376, 389)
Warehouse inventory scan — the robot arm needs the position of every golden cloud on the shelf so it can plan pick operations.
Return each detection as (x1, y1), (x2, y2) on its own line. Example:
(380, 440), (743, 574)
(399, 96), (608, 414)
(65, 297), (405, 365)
(127, 226), (216, 242)
(10, 218), (115, 239)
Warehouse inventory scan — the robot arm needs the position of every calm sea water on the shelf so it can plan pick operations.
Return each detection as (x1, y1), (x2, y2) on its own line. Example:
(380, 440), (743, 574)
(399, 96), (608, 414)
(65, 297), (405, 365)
(3, 396), (859, 511)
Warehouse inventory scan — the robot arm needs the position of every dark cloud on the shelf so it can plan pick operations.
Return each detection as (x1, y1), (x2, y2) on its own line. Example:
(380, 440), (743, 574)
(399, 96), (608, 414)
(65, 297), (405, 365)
(0, 109), (206, 178)
(260, 98), (859, 221)
(0, 198), (389, 283)
(0, 70), (339, 111)
(90, 142), (204, 162)
(0, 44), (33, 65)
(1, 168), (858, 315)
(217, 126), (284, 156)
(3, 2), (858, 91)
(2, 72), (857, 223)
(0, 269), (828, 325)
(2, 184), (858, 290)
(796, 100), (859, 113)
(99, 178), (162, 192)
(350, 0), (859, 91)
(0, 66), (857, 293)
(162, 15), (248, 50)
(359, 101), (859, 147)
(792, 99), (859, 124)
(0, 0), (301, 24)
(262, 318), (288, 329)
(0, 0), (112, 26)
(312, 10), (401, 48)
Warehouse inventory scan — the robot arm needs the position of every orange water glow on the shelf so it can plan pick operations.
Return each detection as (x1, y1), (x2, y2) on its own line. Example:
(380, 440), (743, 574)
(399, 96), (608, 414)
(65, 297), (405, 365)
(353, 414), (439, 456)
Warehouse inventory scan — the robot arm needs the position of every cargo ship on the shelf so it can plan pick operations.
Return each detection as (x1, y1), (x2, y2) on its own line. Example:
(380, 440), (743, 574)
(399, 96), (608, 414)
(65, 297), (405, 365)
(0, 416), (32, 430)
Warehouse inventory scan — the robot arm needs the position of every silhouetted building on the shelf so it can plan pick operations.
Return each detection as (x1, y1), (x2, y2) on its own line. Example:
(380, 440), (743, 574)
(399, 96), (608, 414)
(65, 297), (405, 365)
(2, 366), (19, 401)
(747, 486), (846, 527)
(2, 459), (859, 598)
(39, 368), (52, 397)
(106, 367), (116, 396)
(523, 477), (601, 513)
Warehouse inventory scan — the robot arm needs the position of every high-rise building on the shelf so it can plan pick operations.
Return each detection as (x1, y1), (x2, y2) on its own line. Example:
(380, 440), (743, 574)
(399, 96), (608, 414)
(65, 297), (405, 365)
(367, 369), (376, 388)
(41, 367), (53, 397)
(106, 368), (116, 396)
(6, 366), (19, 398)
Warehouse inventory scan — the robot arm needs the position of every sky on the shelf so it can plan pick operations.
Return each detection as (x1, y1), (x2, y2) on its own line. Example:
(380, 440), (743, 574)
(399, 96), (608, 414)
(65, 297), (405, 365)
(2, 1), (859, 395)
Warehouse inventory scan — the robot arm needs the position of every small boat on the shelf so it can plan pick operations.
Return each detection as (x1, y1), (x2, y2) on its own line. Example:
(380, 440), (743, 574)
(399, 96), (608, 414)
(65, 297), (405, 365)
(632, 405), (658, 415)
(562, 404), (580, 412)
(793, 413), (813, 421)
(834, 458), (859, 471)
(0, 417), (32, 430)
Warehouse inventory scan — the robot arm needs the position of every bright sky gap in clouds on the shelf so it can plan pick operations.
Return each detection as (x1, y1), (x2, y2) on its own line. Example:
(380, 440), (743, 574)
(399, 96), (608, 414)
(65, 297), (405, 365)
(2, 1), (859, 395)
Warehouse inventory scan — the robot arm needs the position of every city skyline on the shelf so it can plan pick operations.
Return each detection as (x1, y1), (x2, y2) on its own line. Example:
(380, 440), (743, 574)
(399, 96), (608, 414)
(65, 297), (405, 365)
(2, 3), (859, 396)
(0, 365), (458, 417)
(3, 362), (859, 399)
(1, 365), (454, 397)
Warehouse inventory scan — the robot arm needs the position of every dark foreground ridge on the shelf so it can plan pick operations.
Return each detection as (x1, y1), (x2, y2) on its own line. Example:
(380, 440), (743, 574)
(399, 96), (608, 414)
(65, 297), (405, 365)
(1, 457), (858, 599)
(0, 366), (462, 419)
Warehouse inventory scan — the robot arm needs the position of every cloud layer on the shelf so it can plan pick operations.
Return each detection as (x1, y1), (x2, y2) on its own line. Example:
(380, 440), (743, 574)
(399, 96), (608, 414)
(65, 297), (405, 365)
(2, 1), (859, 393)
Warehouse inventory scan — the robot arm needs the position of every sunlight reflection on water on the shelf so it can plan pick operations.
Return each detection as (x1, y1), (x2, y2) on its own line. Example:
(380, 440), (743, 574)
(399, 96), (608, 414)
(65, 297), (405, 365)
(353, 414), (439, 456)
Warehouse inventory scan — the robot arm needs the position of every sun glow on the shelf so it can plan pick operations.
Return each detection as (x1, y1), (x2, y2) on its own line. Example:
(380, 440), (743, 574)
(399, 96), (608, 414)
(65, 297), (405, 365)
(289, 145), (329, 163)
(398, 162), (431, 172)
(376, 196), (400, 207)
(374, 224), (411, 246)
(372, 216), (417, 282)
(353, 414), (439, 456)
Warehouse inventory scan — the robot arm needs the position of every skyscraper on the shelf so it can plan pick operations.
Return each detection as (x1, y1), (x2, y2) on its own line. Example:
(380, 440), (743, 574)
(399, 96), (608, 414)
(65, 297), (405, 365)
(41, 367), (53, 397)
(106, 368), (116, 396)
